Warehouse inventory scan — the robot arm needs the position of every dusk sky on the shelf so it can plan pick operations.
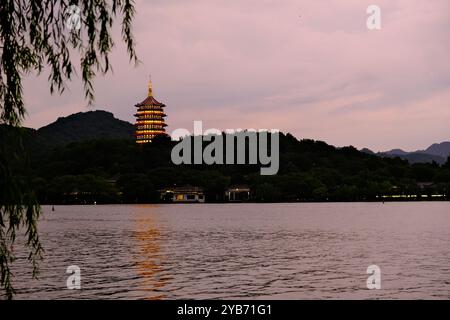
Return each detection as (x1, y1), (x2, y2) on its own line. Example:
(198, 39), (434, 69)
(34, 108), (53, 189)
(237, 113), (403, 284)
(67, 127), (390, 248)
(22, 0), (450, 152)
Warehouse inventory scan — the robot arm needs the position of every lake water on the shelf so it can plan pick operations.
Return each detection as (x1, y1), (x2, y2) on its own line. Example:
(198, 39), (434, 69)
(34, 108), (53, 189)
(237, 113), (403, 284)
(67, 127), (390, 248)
(9, 202), (450, 299)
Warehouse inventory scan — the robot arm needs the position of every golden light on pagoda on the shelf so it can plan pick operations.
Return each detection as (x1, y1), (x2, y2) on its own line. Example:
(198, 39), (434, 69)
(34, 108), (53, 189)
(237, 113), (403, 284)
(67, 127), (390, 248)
(134, 77), (168, 143)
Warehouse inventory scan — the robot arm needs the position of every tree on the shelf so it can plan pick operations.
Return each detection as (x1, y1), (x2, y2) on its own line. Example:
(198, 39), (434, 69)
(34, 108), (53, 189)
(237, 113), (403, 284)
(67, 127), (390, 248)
(117, 174), (157, 203)
(0, 0), (137, 299)
(445, 156), (450, 169)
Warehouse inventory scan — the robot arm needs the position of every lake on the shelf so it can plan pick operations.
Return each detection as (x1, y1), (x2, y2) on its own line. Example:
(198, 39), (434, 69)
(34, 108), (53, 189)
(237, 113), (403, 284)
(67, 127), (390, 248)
(9, 202), (450, 299)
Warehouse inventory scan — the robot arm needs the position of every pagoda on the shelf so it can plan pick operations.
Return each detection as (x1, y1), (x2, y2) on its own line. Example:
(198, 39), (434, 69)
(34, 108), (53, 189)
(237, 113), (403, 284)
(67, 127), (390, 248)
(134, 78), (167, 144)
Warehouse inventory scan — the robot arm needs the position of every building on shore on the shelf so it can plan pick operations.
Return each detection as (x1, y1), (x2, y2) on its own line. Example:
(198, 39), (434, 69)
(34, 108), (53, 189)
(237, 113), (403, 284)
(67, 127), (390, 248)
(225, 185), (251, 202)
(134, 78), (167, 143)
(160, 186), (205, 203)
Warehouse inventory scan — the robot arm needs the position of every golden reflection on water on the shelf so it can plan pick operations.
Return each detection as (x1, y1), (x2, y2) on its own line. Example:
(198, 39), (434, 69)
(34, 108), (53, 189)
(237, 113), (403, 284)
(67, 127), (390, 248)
(133, 204), (170, 300)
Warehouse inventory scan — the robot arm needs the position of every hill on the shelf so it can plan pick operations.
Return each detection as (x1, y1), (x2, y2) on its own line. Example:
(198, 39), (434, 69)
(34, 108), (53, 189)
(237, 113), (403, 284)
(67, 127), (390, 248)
(380, 151), (446, 165)
(3, 110), (449, 203)
(422, 142), (450, 159)
(35, 110), (134, 147)
(362, 142), (450, 165)
(21, 132), (450, 204)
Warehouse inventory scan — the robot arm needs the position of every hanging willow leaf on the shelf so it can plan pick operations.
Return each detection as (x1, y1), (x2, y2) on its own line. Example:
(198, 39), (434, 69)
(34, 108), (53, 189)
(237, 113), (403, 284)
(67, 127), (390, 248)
(0, 0), (138, 299)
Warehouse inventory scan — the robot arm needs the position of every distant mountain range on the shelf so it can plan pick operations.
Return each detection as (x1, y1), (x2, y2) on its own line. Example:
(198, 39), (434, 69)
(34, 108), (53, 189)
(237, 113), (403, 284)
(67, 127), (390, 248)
(361, 142), (450, 164)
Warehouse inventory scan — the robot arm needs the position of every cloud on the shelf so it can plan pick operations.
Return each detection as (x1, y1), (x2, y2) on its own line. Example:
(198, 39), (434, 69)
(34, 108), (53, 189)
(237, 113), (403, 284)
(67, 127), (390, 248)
(22, 0), (450, 151)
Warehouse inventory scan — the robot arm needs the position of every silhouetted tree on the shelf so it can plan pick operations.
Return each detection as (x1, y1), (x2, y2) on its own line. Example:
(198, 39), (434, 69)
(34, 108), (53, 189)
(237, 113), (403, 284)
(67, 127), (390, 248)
(0, 0), (137, 299)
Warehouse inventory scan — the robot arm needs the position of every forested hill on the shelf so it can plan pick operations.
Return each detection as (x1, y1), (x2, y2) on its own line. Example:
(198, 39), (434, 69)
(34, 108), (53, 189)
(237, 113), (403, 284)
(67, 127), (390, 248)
(3, 110), (134, 150)
(35, 110), (134, 147)
(1, 111), (449, 203)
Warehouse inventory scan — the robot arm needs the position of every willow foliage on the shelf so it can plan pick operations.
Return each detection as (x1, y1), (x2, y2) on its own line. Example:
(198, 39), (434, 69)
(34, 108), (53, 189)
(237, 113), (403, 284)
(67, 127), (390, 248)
(0, 0), (137, 299)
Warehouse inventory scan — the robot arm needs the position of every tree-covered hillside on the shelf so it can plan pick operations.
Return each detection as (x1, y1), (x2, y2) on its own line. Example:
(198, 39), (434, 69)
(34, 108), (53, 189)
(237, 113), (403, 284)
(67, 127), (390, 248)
(36, 110), (134, 146)
(5, 132), (448, 204)
(2, 110), (449, 204)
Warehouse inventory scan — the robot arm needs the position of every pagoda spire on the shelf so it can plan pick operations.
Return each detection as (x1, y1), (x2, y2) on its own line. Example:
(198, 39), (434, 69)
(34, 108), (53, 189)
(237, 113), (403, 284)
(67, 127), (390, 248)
(148, 74), (153, 97)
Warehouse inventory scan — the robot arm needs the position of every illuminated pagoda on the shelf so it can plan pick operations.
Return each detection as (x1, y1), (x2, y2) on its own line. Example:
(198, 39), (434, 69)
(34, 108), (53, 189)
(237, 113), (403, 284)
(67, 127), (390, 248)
(134, 77), (167, 143)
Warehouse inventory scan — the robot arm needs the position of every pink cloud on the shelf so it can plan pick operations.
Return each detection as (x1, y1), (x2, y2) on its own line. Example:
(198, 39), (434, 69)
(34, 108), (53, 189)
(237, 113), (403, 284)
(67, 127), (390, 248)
(22, 0), (450, 151)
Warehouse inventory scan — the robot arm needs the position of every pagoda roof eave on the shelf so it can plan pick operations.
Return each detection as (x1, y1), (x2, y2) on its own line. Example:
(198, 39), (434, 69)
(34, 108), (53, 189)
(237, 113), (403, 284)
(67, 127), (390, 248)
(135, 96), (165, 107)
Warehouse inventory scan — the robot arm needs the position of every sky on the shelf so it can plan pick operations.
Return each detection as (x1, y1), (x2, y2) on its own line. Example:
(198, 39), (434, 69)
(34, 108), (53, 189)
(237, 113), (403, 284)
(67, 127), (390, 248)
(22, 0), (450, 152)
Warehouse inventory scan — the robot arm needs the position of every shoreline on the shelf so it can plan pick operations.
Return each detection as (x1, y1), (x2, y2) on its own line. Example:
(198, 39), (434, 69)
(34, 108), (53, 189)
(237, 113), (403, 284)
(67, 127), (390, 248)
(41, 199), (450, 206)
